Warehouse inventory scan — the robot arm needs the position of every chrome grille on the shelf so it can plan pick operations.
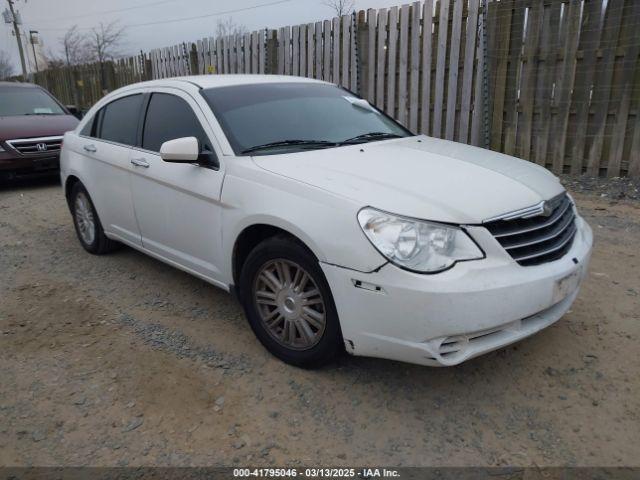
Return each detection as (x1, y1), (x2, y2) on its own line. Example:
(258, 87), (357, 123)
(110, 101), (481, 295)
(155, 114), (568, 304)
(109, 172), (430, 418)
(484, 193), (576, 266)
(6, 136), (63, 156)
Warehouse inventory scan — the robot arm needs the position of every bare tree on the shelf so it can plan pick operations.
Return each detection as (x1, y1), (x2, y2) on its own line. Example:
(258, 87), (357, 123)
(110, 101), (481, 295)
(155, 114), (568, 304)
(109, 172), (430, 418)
(321, 0), (355, 17)
(215, 16), (248, 37)
(0, 50), (14, 80)
(60, 25), (90, 66)
(86, 21), (125, 91)
(87, 21), (125, 64)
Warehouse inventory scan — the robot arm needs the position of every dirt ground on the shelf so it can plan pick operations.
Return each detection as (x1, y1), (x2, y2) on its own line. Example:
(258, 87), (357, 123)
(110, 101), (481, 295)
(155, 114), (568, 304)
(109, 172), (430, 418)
(1, 177), (639, 468)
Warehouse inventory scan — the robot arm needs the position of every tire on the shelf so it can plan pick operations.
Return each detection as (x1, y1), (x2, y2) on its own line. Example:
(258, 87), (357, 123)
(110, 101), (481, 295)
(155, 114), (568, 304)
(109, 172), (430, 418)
(70, 182), (120, 255)
(239, 235), (343, 368)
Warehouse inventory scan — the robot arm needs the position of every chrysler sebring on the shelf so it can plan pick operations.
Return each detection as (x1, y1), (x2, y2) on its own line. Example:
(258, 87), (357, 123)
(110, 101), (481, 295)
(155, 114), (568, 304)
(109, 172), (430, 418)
(60, 75), (593, 368)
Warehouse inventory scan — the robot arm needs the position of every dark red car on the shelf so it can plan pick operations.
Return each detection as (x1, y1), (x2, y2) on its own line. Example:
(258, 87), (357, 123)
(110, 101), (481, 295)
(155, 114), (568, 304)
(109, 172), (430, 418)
(0, 81), (79, 180)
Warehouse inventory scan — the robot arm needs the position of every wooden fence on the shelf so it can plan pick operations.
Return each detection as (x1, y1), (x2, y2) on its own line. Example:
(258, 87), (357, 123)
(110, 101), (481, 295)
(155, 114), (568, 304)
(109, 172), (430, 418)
(33, 54), (152, 111)
(487, 0), (640, 177)
(29, 0), (640, 177)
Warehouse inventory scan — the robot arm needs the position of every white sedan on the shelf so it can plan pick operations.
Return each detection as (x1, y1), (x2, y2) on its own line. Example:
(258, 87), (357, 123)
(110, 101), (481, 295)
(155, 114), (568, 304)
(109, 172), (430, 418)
(60, 75), (593, 368)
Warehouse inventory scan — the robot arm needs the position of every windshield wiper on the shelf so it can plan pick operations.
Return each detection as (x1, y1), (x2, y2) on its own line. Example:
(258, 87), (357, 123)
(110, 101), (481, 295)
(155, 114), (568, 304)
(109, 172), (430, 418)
(241, 139), (336, 154)
(340, 132), (404, 144)
(240, 133), (405, 154)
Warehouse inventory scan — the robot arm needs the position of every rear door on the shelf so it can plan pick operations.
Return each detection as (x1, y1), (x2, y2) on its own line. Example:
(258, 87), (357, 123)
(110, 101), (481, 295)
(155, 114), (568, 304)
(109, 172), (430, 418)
(78, 93), (144, 246)
(128, 88), (226, 283)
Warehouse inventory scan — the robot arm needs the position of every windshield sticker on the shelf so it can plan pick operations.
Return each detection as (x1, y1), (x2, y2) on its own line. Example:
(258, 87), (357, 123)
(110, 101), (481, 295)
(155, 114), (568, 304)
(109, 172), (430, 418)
(34, 107), (54, 114)
(343, 96), (380, 114)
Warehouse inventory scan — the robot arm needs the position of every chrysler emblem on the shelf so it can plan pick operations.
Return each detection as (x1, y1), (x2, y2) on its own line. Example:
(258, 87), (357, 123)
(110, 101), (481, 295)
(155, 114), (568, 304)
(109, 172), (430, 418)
(36, 143), (48, 152)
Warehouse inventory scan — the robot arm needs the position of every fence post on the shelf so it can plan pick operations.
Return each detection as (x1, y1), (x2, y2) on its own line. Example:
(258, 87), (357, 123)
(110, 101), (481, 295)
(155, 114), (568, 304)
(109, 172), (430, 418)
(356, 10), (369, 97)
(105, 61), (116, 95)
(70, 67), (80, 109)
(189, 42), (199, 75)
(265, 29), (279, 74)
(144, 53), (153, 81)
(487, 0), (507, 151)
(481, 0), (490, 149)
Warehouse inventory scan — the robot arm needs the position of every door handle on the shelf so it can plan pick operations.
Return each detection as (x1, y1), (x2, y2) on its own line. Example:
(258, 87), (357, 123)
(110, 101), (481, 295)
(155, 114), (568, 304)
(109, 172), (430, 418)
(83, 144), (96, 153)
(130, 157), (150, 168)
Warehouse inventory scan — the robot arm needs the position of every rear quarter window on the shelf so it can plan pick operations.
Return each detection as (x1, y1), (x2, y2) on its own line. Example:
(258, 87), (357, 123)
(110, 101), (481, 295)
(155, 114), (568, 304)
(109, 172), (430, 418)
(80, 113), (97, 137)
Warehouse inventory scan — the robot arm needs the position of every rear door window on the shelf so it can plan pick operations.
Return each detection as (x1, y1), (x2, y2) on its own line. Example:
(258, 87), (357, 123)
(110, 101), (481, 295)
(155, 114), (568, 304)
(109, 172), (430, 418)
(80, 111), (99, 137)
(142, 93), (211, 153)
(98, 94), (143, 146)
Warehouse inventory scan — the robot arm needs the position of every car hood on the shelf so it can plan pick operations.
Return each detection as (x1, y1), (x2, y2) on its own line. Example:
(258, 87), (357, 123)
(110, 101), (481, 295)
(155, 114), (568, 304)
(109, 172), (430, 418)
(0, 114), (79, 141)
(252, 135), (565, 224)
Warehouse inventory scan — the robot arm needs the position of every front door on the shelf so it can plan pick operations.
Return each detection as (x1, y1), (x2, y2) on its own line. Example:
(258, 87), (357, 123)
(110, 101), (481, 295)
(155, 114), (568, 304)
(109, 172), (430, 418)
(129, 89), (225, 283)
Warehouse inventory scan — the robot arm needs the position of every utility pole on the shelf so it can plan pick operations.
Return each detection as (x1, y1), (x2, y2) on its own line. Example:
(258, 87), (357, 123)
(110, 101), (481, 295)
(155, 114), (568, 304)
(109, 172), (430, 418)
(6, 0), (28, 78)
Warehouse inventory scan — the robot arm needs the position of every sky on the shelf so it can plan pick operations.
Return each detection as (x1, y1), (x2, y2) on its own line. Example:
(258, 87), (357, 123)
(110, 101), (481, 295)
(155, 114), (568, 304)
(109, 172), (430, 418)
(1, 0), (407, 73)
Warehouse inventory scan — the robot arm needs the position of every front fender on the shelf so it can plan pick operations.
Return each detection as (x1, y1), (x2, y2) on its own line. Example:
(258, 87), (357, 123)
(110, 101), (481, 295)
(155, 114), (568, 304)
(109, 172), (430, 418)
(220, 164), (386, 283)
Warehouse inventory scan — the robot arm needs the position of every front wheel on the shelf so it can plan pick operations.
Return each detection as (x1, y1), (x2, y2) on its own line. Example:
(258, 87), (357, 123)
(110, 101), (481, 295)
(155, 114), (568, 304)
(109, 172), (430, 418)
(239, 236), (343, 368)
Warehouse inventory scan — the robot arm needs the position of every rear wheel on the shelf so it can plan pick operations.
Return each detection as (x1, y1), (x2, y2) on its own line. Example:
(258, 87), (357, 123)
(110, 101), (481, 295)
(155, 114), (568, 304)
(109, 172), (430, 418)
(239, 236), (342, 368)
(70, 182), (120, 254)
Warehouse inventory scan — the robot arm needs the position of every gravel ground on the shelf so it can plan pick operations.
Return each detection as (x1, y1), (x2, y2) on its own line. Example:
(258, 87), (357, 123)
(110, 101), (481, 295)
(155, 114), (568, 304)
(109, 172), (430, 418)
(1, 177), (639, 467)
(559, 174), (640, 201)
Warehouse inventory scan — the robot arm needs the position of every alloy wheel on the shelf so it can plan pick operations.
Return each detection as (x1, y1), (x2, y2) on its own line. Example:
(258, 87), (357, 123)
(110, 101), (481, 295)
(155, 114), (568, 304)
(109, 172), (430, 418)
(253, 259), (326, 350)
(74, 192), (96, 245)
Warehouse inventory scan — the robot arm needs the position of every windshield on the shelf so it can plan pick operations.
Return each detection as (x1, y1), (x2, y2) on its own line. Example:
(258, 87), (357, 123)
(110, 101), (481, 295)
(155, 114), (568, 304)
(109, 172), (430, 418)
(200, 83), (412, 155)
(0, 86), (66, 117)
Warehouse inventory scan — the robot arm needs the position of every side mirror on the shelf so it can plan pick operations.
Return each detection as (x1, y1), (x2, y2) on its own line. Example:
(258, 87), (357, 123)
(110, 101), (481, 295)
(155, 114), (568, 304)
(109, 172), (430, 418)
(160, 137), (199, 163)
(66, 105), (83, 120)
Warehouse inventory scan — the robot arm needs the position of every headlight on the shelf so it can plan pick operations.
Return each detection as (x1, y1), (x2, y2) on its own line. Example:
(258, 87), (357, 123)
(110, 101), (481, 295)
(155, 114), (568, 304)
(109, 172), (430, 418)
(357, 207), (484, 273)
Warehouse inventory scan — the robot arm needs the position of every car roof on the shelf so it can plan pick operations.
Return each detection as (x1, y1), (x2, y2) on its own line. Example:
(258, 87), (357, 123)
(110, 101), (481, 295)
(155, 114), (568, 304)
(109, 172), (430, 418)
(183, 74), (327, 89)
(115, 74), (329, 94)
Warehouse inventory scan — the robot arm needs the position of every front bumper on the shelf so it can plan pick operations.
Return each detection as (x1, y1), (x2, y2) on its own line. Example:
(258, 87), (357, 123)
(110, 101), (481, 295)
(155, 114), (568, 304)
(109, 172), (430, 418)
(321, 215), (593, 366)
(0, 150), (60, 179)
